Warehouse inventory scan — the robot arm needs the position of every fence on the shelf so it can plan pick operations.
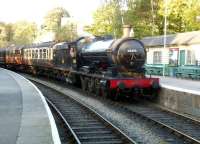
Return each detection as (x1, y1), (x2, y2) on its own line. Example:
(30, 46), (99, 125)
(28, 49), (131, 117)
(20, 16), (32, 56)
(145, 64), (200, 80)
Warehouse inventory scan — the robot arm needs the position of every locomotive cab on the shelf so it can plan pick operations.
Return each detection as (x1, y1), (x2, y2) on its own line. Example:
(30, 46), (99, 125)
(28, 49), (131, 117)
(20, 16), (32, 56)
(53, 42), (72, 68)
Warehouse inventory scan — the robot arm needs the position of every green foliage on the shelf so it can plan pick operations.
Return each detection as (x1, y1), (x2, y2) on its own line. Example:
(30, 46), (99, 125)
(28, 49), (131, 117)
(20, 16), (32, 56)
(0, 21), (37, 47)
(55, 22), (78, 42)
(86, 0), (159, 38)
(0, 22), (14, 47)
(124, 0), (160, 38)
(86, 1), (123, 38)
(43, 7), (77, 42)
(13, 21), (38, 45)
(87, 0), (200, 38)
(158, 0), (200, 33)
(43, 7), (70, 32)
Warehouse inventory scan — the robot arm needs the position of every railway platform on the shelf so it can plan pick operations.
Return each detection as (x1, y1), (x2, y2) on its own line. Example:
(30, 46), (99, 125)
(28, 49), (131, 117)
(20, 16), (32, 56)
(156, 76), (200, 95)
(151, 75), (200, 118)
(0, 68), (60, 144)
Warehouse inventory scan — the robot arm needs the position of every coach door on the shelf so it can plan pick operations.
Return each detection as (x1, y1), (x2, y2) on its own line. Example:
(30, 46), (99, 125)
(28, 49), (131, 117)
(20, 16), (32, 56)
(179, 50), (185, 66)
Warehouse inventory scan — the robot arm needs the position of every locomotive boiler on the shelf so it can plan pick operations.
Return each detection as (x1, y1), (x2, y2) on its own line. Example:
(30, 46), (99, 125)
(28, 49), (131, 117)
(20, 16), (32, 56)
(78, 37), (146, 76)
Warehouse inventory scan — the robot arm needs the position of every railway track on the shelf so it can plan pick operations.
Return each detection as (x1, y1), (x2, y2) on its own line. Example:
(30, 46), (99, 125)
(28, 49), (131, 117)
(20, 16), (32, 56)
(25, 74), (200, 144)
(49, 102), (72, 144)
(119, 102), (200, 144)
(34, 82), (136, 144)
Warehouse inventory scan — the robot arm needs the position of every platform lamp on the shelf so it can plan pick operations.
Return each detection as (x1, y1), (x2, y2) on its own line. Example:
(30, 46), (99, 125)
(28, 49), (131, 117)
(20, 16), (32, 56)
(163, 0), (169, 77)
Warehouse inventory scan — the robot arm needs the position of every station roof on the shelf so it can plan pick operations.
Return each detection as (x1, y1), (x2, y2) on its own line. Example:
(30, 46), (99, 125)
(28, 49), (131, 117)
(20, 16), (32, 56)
(141, 31), (200, 47)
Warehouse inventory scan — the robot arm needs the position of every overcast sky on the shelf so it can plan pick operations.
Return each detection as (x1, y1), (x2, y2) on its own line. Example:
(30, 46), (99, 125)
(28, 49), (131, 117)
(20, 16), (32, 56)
(0, 0), (102, 25)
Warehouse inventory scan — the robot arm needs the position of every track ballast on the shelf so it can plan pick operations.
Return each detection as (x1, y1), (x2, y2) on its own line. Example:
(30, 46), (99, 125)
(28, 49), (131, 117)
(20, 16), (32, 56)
(34, 81), (135, 144)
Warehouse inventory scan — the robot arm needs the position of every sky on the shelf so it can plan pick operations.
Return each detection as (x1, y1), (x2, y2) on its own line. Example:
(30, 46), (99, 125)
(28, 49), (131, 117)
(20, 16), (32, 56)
(0, 0), (102, 25)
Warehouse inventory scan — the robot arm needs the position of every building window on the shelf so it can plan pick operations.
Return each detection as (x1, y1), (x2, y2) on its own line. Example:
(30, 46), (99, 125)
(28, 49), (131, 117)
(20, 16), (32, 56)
(169, 48), (179, 66)
(187, 50), (195, 65)
(153, 51), (162, 64)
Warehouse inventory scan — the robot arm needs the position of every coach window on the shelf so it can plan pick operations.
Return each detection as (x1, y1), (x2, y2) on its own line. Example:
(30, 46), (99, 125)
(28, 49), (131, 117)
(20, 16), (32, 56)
(39, 49), (42, 59)
(48, 48), (51, 59)
(46, 49), (49, 59)
(32, 50), (35, 59)
(24, 50), (27, 59)
(30, 50), (32, 59)
(43, 49), (46, 59)
(36, 50), (38, 59)
(50, 49), (53, 59)
(25, 50), (27, 59)
(32, 50), (34, 59)
(24, 50), (26, 59)
(28, 50), (31, 59)
(26, 50), (28, 59)
(27, 50), (29, 59)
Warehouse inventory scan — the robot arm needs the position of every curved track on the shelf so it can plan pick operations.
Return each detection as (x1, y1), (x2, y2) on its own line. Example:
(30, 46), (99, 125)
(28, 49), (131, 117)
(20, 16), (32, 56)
(24, 74), (200, 144)
(119, 102), (200, 144)
(34, 82), (136, 144)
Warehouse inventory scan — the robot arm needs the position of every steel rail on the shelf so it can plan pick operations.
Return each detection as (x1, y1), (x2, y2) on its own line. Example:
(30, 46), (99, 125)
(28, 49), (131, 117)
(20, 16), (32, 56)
(32, 78), (136, 144)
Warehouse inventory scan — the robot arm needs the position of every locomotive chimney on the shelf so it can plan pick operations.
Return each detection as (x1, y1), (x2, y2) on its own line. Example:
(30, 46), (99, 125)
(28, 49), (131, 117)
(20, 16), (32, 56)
(122, 25), (133, 38)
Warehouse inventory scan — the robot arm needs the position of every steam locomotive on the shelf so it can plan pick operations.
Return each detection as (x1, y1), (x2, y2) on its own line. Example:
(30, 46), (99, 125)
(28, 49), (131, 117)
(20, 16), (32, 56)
(0, 36), (160, 100)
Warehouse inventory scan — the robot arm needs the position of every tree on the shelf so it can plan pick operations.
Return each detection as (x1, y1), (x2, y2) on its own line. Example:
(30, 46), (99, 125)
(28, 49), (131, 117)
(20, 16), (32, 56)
(86, 0), (160, 38)
(12, 21), (38, 45)
(55, 22), (78, 42)
(123, 0), (160, 38)
(158, 0), (200, 33)
(86, 0), (123, 38)
(43, 7), (70, 32)
(0, 22), (14, 47)
(43, 7), (72, 41)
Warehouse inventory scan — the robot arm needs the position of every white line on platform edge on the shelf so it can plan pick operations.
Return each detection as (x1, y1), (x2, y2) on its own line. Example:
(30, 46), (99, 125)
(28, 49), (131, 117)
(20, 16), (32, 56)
(5, 69), (61, 144)
(27, 80), (61, 144)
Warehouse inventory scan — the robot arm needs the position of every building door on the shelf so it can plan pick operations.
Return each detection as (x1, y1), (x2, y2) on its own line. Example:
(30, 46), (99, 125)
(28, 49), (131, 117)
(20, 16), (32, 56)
(179, 50), (185, 66)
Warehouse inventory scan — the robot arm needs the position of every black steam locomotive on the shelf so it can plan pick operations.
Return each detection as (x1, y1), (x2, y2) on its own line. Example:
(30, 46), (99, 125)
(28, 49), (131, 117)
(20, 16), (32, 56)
(0, 36), (160, 100)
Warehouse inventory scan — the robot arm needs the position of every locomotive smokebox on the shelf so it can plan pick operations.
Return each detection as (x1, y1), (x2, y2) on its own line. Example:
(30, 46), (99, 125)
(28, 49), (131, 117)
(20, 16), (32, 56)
(111, 38), (146, 71)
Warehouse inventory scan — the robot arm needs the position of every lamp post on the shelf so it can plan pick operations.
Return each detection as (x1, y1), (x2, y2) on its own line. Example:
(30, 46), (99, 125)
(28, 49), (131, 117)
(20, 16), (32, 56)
(163, 0), (168, 76)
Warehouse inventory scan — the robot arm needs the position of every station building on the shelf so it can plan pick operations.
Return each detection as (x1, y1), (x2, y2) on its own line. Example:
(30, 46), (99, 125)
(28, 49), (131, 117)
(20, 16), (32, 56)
(141, 31), (200, 66)
(141, 31), (200, 78)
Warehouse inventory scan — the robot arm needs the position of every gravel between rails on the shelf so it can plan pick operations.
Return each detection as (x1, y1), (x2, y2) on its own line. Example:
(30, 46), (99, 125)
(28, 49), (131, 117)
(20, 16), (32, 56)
(28, 75), (187, 144)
